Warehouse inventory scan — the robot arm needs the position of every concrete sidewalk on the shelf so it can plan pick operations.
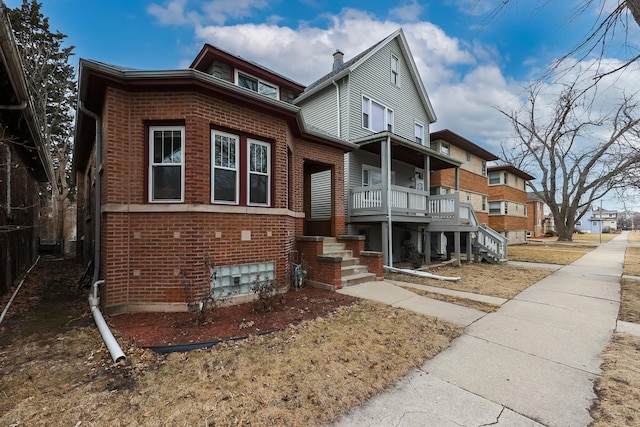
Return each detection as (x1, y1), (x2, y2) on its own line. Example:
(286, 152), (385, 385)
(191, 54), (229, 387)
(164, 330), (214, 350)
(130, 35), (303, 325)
(334, 233), (625, 426)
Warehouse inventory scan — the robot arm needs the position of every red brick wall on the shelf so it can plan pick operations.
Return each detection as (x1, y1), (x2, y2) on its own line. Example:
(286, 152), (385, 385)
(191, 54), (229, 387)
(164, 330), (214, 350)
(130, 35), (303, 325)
(488, 185), (528, 203)
(432, 169), (488, 195)
(88, 87), (347, 312)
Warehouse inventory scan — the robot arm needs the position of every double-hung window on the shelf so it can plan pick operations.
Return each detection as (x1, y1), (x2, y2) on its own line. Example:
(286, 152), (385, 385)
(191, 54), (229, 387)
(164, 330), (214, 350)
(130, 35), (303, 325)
(362, 96), (393, 132)
(415, 122), (424, 145)
(212, 131), (240, 204)
(211, 130), (271, 206)
(248, 140), (270, 205)
(236, 71), (279, 99)
(391, 55), (399, 85)
(149, 126), (184, 202)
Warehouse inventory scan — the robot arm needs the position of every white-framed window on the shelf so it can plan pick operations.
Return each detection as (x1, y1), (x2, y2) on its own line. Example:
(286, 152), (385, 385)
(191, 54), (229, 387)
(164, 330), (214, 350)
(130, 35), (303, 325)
(466, 192), (472, 202)
(482, 196), (487, 211)
(504, 201), (509, 214)
(391, 55), (399, 85)
(466, 152), (471, 162)
(503, 172), (508, 184)
(489, 201), (501, 214)
(236, 70), (279, 100)
(440, 142), (450, 156)
(212, 130), (240, 204)
(482, 161), (487, 176)
(362, 96), (393, 132)
(149, 126), (185, 202)
(489, 171), (500, 185)
(248, 139), (270, 206)
(414, 122), (424, 145)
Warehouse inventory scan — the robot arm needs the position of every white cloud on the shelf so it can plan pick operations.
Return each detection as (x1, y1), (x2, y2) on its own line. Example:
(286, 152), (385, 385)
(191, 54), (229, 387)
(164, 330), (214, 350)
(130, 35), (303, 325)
(389, 0), (425, 22)
(147, 0), (269, 26)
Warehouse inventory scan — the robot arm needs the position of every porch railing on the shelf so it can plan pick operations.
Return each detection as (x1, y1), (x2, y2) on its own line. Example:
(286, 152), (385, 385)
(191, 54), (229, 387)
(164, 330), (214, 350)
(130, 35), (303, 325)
(350, 185), (463, 222)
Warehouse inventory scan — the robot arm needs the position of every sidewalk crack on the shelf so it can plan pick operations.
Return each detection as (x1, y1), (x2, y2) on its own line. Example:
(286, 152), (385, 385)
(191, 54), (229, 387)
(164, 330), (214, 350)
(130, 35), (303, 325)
(478, 406), (505, 426)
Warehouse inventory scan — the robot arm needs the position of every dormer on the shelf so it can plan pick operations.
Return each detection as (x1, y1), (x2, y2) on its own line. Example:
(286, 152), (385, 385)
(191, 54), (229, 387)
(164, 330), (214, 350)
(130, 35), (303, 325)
(190, 44), (305, 104)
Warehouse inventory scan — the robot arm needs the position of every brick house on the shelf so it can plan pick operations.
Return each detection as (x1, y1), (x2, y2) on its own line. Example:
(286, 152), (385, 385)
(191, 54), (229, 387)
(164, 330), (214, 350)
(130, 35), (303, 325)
(487, 165), (535, 244)
(0, 9), (53, 295)
(73, 45), (358, 314)
(526, 192), (547, 237)
(429, 129), (499, 227)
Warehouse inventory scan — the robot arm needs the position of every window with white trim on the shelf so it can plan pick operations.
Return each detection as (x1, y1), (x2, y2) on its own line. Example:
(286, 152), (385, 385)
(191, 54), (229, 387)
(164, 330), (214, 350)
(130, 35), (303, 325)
(440, 142), (450, 156)
(248, 139), (270, 205)
(482, 161), (487, 176)
(391, 55), (399, 85)
(149, 126), (184, 202)
(236, 70), (279, 99)
(489, 201), (501, 214)
(415, 122), (424, 145)
(362, 96), (393, 132)
(212, 131), (240, 204)
(482, 196), (487, 211)
(489, 171), (500, 185)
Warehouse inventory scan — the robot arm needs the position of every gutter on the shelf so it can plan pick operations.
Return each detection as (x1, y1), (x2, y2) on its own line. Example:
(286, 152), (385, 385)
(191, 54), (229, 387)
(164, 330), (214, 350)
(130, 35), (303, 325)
(78, 100), (126, 363)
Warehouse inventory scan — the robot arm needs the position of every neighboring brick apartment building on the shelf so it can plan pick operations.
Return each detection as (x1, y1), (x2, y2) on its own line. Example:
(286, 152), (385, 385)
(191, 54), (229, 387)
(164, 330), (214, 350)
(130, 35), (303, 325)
(527, 192), (547, 237)
(73, 45), (355, 314)
(429, 129), (499, 226)
(0, 9), (53, 295)
(487, 165), (534, 244)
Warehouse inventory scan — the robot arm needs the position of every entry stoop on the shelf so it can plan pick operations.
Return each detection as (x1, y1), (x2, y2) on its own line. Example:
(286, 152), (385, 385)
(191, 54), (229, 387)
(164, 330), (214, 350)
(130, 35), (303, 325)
(322, 237), (378, 287)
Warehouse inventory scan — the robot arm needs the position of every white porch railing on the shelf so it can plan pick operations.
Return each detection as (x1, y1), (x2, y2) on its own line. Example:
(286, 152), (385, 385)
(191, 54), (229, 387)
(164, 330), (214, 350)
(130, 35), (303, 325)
(350, 185), (460, 221)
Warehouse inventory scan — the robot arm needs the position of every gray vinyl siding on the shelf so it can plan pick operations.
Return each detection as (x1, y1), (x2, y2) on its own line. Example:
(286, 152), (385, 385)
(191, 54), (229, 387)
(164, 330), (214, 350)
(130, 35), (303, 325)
(348, 39), (431, 143)
(297, 84), (339, 137)
(310, 169), (332, 218)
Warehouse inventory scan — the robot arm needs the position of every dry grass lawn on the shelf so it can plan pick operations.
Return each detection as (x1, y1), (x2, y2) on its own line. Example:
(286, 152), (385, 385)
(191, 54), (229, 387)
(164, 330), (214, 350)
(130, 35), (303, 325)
(508, 243), (594, 264)
(386, 263), (553, 299)
(397, 286), (499, 313)
(591, 333), (640, 427)
(618, 278), (640, 324)
(0, 301), (461, 426)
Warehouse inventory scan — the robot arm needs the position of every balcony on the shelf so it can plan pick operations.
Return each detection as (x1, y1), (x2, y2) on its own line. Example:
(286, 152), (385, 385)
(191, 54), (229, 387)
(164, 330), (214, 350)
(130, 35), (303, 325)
(348, 185), (476, 227)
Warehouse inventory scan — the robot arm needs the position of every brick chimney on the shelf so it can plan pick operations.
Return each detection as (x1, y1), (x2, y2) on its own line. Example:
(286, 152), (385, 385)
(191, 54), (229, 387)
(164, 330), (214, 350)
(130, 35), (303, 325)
(332, 49), (344, 71)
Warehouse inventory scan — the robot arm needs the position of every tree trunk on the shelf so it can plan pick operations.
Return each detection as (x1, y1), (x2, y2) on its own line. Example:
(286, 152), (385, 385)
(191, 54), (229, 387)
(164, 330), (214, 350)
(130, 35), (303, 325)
(628, 0), (640, 29)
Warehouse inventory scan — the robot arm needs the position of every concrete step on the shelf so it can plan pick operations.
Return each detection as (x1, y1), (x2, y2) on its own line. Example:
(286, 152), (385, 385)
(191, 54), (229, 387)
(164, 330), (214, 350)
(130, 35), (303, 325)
(323, 249), (353, 258)
(341, 264), (369, 276)
(342, 272), (378, 287)
(340, 257), (360, 267)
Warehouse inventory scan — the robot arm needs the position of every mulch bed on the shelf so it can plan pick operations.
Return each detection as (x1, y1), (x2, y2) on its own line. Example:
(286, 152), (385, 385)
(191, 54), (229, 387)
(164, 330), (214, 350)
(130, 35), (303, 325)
(107, 287), (360, 348)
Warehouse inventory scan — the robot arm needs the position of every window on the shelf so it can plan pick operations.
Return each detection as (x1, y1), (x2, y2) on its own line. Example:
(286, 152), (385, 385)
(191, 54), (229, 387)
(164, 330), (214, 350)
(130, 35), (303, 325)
(391, 55), (399, 85)
(489, 201), (501, 214)
(212, 131), (239, 204)
(415, 122), (424, 145)
(524, 206), (527, 216)
(236, 71), (278, 99)
(362, 96), (393, 132)
(149, 126), (184, 202)
(248, 140), (270, 205)
(212, 131), (272, 206)
(503, 172), (508, 184)
(504, 201), (509, 214)
(466, 192), (471, 202)
(482, 161), (487, 177)
(440, 142), (450, 156)
(466, 152), (471, 162)
(489, 172), (500, 185)
(482, 196), (487, 211)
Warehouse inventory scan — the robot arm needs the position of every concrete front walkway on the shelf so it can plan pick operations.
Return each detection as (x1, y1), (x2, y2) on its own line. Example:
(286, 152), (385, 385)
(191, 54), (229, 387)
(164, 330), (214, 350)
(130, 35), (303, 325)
(334, 234), (625, 426)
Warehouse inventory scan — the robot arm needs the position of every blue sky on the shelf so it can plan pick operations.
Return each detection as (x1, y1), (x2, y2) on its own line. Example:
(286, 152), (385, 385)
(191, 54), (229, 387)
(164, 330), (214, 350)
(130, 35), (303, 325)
(4, 0), (640, 208)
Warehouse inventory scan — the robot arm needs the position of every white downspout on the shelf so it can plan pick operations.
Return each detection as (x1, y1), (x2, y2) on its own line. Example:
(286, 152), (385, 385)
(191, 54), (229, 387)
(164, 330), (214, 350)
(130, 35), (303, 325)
(78, 101), (126, 363)
(89, 280), (125, 362)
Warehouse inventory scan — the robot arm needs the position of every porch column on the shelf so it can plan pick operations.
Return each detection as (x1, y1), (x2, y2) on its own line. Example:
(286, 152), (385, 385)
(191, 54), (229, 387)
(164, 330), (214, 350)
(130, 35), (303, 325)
(382, 136), (393, 266)
(425, 230), (431, 262)
(465, 232), (472, 263)
(424, 156), (430, 190)
(382, 221), (390, 265)
(454, 231), (461, 265)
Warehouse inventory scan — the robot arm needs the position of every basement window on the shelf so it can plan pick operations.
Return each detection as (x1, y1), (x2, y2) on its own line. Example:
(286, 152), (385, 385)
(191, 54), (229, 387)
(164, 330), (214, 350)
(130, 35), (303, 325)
(212, 261), (275, 298)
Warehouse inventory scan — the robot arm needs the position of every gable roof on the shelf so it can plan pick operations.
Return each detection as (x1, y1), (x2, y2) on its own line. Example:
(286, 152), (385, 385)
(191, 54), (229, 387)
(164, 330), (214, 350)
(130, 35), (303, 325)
(0, 6), (53, 183)
(430, 129), (499, 161)
(190, 43), (305, 96)
(487, 165), (535, 181)
(294, 28), (437, 123)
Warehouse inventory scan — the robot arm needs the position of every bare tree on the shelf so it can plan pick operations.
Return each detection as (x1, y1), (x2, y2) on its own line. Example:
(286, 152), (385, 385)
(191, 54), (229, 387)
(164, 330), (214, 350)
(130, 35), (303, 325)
(498, 76), (640, 241)
(481, 1), (640, 80)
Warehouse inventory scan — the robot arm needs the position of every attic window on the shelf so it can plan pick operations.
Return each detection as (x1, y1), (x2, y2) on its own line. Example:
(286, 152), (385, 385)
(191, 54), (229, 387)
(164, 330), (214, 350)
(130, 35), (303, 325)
(391, 55), (399, 85)
(236, 71), (279, 100)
